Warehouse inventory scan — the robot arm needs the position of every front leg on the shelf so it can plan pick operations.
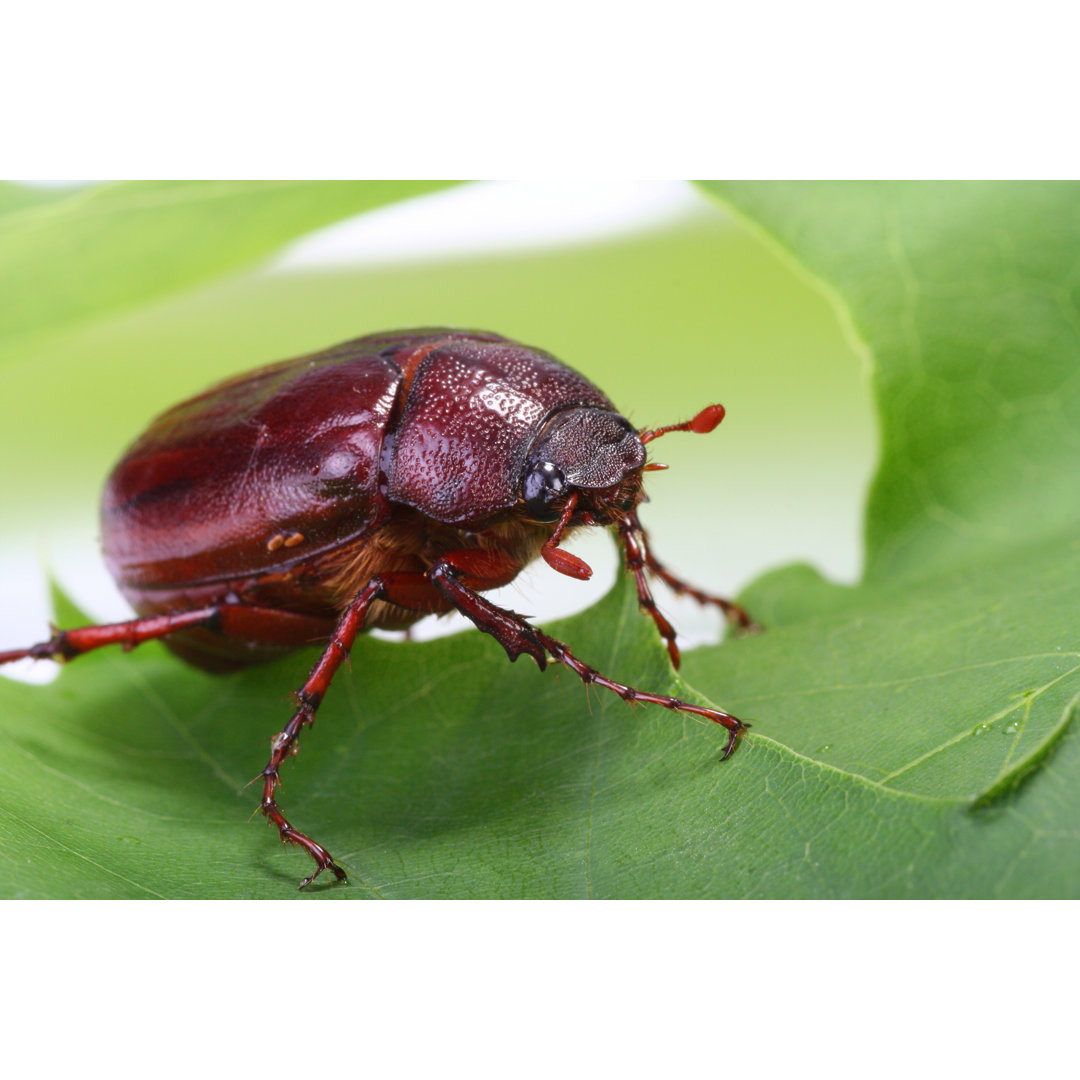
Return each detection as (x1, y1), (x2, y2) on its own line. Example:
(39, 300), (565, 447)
(429, 553), (746, 758)
(618, 519), (682, 669)
(628, 511), (759, 634)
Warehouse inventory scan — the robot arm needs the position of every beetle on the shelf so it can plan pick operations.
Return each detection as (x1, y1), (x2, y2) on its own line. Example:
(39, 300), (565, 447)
(0, 328), (754, 888)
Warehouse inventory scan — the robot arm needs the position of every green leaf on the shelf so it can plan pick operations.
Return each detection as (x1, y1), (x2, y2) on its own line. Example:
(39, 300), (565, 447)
(0, 180), (458, 354)
(5, 572), (1079, 899)
(686, 536), (1080, 803)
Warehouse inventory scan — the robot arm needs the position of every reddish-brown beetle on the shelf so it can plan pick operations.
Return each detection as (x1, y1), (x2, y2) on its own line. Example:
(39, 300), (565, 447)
(0, 328), (753, 888)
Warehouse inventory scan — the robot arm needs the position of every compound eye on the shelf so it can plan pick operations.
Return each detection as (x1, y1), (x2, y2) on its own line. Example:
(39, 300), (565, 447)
(521, 461), (567, 522)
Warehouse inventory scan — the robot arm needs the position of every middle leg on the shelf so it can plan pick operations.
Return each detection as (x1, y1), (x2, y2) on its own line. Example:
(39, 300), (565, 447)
(257, 576), (387, 888)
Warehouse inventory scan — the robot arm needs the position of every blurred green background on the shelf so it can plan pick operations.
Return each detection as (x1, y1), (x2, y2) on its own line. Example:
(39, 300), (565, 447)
(0, 182), (871, 660)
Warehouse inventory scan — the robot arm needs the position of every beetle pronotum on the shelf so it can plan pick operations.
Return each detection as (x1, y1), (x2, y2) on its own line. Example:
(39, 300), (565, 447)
(1, 329), (753, 887)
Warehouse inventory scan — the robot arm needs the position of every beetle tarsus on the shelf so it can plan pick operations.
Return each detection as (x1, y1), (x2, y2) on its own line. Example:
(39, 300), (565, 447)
(260, 790), (348, 888)
(542, 632), (746, 743)
(299, 859), (348, 891)
(721, 719), (751, 759)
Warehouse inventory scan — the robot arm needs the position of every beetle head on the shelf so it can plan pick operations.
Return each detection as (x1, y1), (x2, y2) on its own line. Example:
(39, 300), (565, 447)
(523, 401), (727, 582)
(520, 408), (646, 525)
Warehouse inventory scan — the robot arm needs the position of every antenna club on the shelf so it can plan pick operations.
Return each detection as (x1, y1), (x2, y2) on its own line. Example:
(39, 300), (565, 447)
(639, 402), (728, 444)
(689, 403), (725, 434)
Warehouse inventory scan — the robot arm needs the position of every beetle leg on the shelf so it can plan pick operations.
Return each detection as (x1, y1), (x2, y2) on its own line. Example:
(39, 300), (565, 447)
(258, 576), (387, 889)
(429, 558), (746, 758)
(0, 607), (223, 665)
(0, 604), (342, 672)
(628, 512), (759, 634)
(617, 518), (682, 670)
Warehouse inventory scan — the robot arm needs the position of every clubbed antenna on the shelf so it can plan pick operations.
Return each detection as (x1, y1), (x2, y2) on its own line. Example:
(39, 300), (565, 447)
(639, 403), (725, 445)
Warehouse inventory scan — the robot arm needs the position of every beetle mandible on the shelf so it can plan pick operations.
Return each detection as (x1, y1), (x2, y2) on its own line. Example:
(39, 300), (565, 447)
(0, 328), (754, 888)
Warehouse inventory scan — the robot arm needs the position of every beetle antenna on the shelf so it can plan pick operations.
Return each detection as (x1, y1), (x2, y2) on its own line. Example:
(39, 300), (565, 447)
(541, 493), (593, 581)
(639, 403), (725, 445)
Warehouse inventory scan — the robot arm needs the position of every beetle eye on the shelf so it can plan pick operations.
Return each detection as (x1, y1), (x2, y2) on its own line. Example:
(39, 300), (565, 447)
(521, 461), (567, 522)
